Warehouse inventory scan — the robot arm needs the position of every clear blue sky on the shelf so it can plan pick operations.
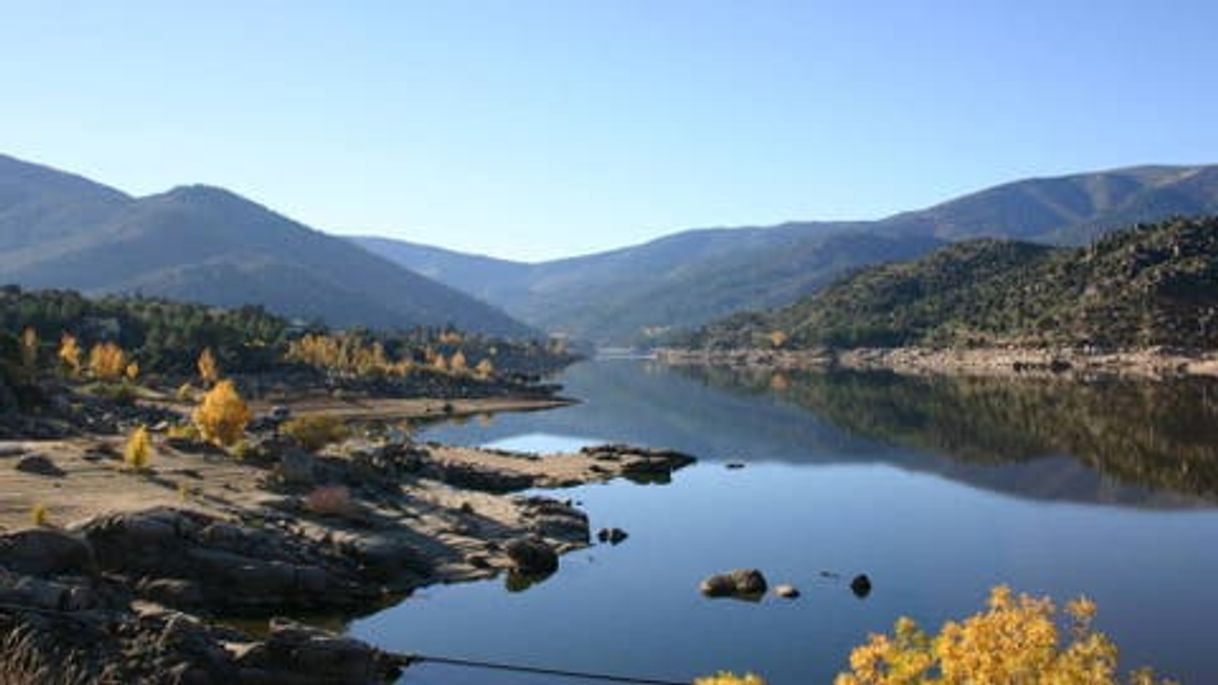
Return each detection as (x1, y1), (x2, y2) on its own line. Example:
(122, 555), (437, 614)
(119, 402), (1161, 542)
(1, 1), (1215, 261)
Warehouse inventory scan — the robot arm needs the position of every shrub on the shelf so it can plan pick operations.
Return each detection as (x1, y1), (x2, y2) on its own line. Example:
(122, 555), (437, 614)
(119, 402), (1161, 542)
(696, 675), (765, 685)
(834, 585), (1171, 685)
(193, 379), (251, 446)
(124, 361), (140, 381)
(58, 333), (82, 376)
(304, 485), (353, 516)
(19, 327), (38, 370)
(124, 425), (153, 469)
(88, 342), (128, 380)
(167, 422), (201, 442)
(197, 347), (219, 386)
(282, 414), (350, 452)
(29, 503), (48, 527)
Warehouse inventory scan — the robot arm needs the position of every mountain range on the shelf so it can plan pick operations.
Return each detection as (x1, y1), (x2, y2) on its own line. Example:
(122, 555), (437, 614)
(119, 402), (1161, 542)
(355, 164), (1218, 343)
(686, 215), (1218, 351)
(2, 152), (1217, 345)
(0, 154), (532, 337)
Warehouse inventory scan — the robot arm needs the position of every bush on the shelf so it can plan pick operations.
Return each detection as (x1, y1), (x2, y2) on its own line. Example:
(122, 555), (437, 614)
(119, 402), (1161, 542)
(304, 485), (354, 516)
(193, 379), (251, 446)
(29, 503), (48, 527)
(124, 425), (153, 470)
(282, 414), (350, 452)
(835, 585), (1171, 685)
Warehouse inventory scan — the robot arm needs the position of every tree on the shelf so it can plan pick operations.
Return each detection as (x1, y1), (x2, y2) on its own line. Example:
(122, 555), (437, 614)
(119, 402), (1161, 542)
(834, 585), (1170, 685)
(475, 358), (495, 379)
(450, 350), (468, 372)
(197, 347), (219, 386)
(58, 333), (82, 376)
(193, 380), (251, 447)
(124, 425), (153, 469)
(19, 327), (38, 370)
(88, 342), (127, 381)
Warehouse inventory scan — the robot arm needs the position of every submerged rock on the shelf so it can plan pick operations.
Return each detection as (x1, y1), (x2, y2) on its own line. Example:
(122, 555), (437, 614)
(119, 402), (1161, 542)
(505, 537), (558, 575)
(850, 574), (872, 598)
(596, 527), (629, 545)
(700, 568), (768, 598)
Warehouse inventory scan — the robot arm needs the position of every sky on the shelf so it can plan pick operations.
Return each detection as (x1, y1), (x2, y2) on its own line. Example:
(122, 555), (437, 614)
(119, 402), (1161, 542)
(1, 1), (1215, 262)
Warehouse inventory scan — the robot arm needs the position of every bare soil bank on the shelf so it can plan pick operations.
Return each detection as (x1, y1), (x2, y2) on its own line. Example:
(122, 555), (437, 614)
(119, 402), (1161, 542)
(656, 346), (1218, 380)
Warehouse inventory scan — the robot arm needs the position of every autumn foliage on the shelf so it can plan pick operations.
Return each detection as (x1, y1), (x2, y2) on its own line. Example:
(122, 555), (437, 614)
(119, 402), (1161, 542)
(192, 379), (251, 446)
(834, 586), (1171, 685)
(88, 342), (128, 381)
(58, 333), (82, 375)
(197, 347), (219, 386)
(124, 425), (153, 470)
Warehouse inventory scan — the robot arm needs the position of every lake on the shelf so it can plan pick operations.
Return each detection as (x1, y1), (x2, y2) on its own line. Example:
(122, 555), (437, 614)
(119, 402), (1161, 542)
(351, 360), (1218, 684)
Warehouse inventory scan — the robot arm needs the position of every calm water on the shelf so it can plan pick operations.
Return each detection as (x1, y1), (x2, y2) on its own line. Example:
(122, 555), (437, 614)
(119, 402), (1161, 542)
(351, 361), (1218, 684)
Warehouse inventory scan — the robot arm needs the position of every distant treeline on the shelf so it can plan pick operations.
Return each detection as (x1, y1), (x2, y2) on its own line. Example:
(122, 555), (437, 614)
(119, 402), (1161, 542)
(0, 286), (574, 379)
(685, 215), (1218, 351)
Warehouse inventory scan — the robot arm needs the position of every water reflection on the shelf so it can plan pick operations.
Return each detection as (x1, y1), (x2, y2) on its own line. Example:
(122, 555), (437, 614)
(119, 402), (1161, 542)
(674, 365), (1218, 505)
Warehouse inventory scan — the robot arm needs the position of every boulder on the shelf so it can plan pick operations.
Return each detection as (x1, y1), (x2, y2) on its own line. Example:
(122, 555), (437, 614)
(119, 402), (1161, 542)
(774, 584), (800, 599)
(504, 537), (558, 575)
(14, 453), (65, 477)
(0, 528), (96, 576)
(699, 569), (768, 598)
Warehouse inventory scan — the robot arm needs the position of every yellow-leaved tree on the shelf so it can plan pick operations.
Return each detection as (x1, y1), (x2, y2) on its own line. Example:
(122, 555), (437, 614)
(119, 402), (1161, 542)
(20, 327), (38, 370)
(450, 350), (467, 373)
(193, 379), (251, 447)
(197, 348), (219, 386)
(58, 333), (82, 376)
(834, 585), (1172, 685)
(124, 425), (153, 470)
(88, 342), (127, 381)
(475, 358), (495, 379)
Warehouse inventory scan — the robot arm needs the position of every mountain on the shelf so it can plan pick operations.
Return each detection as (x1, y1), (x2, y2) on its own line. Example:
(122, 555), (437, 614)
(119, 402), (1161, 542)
(688, 215), (1218, 350)
(0, 155), (533, 336)
(355, 164), (1218, 344)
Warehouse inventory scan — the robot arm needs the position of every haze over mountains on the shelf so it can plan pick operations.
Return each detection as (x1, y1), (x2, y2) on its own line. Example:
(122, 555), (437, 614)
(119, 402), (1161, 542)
(2, 152), (1217, 346)
(0, 154), (532, 337)
(356, 164), (1218, 343)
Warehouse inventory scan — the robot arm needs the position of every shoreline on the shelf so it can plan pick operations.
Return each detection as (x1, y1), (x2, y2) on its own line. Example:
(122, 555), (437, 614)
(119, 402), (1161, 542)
(0, 391), (693, 684)
(655, 346), (1218, 380)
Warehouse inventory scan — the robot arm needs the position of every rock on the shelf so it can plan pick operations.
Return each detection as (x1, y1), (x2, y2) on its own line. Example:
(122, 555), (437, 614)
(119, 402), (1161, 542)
(233, 618), (403, 684)
(700, 569), (768, 598)
(725, 462), (746, 470)
(344, 535), (431, 580)
(0, 528), (96, 576)
(138, 578), (205, 607)
(423, 459), (533, 492)
(774, 584), (800, 599)
(850, 574), (872, 598)
(14, 453), (65, 477)
(505, 537), (558, 575)
(279, 447), (317, 487)
(596, 527), (628, 545)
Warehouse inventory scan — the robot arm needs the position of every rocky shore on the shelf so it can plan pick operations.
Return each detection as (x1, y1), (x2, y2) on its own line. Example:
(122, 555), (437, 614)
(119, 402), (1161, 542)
(0, 395), (695, 684)
(656, 346), (1218, 380)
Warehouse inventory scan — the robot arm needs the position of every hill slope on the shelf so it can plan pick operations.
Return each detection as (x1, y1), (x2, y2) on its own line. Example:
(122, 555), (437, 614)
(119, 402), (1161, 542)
(357, 165), (1218, 344)
(0, 155), (533, 336)
(689, 216), (1218, 350)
